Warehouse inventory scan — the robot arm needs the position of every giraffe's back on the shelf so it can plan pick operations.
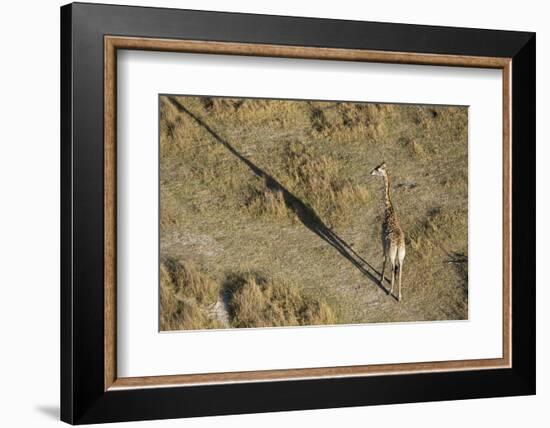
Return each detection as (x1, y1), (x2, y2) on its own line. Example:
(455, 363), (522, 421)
(383, 207), (405, 248)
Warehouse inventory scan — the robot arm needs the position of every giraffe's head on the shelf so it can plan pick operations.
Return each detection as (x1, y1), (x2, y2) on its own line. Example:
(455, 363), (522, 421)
(370, 162), (387, 177)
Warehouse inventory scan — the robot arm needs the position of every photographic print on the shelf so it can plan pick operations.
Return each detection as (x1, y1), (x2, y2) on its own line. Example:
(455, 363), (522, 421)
(159, 95), (468, 331)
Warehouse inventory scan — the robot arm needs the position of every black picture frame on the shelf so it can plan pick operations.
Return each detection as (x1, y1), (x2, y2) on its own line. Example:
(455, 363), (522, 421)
(61, 2), (535, 424)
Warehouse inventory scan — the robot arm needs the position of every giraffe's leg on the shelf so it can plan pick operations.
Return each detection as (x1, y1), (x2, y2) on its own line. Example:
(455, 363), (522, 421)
(397, 264), (403, 301)
(390, 262), (395, 296)
(388, 245), (397, 297)
(380, 256), (387, 288)
(397, 246), (406, 302)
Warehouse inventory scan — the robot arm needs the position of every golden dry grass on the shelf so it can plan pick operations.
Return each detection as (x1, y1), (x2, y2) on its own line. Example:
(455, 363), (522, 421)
(225, 272), (336, 328)
(159, 95), (468, 329)
(281, 141), (370, 227)
(160, 259), (222, 331)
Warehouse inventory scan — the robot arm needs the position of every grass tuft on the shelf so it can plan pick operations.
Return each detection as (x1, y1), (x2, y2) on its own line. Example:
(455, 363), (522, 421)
(160, 259), (221, 331)
(244, 178), (290, 220)
(224, 272), (336, 328)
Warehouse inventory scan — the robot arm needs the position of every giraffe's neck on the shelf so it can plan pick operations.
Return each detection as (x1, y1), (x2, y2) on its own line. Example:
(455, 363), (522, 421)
(383, 172), (393, 211)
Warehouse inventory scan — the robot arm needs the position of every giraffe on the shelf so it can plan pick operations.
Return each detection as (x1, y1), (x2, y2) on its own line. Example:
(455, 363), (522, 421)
(370, 162), (406, 301)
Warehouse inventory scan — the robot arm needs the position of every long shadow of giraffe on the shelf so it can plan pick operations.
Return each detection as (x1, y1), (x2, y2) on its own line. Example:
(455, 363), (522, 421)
(167, 96), (386, 293)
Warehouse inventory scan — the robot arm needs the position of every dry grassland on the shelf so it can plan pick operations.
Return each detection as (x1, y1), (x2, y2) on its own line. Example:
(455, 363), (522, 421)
(159, 95), (468, 331)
